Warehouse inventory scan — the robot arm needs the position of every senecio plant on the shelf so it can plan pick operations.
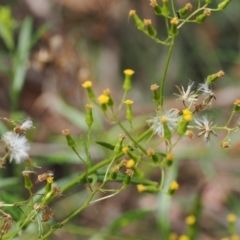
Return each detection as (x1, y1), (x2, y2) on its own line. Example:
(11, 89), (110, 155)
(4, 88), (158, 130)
(0, 0), (238, 239)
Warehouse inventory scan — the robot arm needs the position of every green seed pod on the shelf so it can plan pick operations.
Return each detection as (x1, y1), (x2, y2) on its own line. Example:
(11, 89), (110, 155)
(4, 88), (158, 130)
(63, 131), (76, 148)
(127, 150), (140, 162)
(24, 175), (33, 190)
(86, 88), (95, 101)
(123, 69), (134, 91)
(145, 185), (159, 193)
(177, 120), (188, 136)
(196, 14), (207, 24)
(130, 11), (145, 30)
(217, 0), (230, 10)
(133, 167), (144, 178)
(85, 104), (94, 128)
(178, 8), (188, 17)
(124, 175), (131, 186)
(170, 17), (179, 36)
(45, 181), (52, 195)
(114, 135), (125, 154)
(154, 6), (162, 15)
(233, 100), (240, 112)
(205, 0), (213, 4)
(107, 97), (114, 107)
(170, 24), (178, 36)
(163, 122), (172, 140)
(146, 24), (157, 37)
(41, 191), (54, 205)
(162, 2), (170, 17)
(101, 103), (108, 112)
(110, 171), (118, 180)
(206, 70), (224, 84)
(164, 153), (174, 167)
(151, 153), (160, 163)
(126, 105), (133, 122)
(207, 73), (218, 83)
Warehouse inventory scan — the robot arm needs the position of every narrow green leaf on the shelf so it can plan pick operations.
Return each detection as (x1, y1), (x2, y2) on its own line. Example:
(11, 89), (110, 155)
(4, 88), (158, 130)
(95, 141), (115, 150)
(0, 177), (18, 188)
(37, 215), (44, 238)
(0, 7), (16, 50)
(31, 24), (48, 47)
(156, 161), (178, 238)
(12, 17), (32, 99)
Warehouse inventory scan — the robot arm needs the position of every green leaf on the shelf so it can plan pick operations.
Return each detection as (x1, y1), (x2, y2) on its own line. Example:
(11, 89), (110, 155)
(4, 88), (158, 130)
(51, 223), (63, 230)
(156, 161), (178, 238)
(95, 141), (115, 150)
(81, 136), (93, 166)
(53, 98), (87, 130)
(37, 215), (44, 238)
(31, 24), (48, 47)
(0, 177), (18, 188)
(12, 16), (32, 104)
(0, 7), (16, 50)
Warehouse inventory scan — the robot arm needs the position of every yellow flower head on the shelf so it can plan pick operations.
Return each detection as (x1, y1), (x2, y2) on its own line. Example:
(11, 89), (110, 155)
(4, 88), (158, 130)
(183, 114), (193, 122)
(143, 19), (152, 26)
(169, 233), (178, 240)
(122, 146), (129, 154)
(124, 100), (134, 105)
(62, 129), (70, 136)
(204, 9), (211, 16)
(137, 184), (146, 193)
(124, 69), (135, 76)
(129, 10), (136, 16)
(166, 153), (174, 161)
(234, 99), (240, 107)
(231, 235), (239, 240)
(227, 213), (237, 223)
(217, 70), (225, 78)
(103, 88), (111, 96)
(150, 0), (158, 7)
(98, 94), (110, 104)
(170, 17), (179, 25)
(179, 235), (190, 240)
(183, 108), (193, 122)
(185, 130), (195, 139)
(186, 3), (193, 10)
(150, 84), (159, 91)
(221, 140), (230, 149)
(86, 104), (93, 109)
(126, 159), (135, 168)
(160, 116), (168, 124)
(47, 176), (54, 184)
(170, 181), (179, 190)
(125, 168), (134, 176)
(82, 81), (92, 89)
(147, 148), (155, 156)
(183, 108), (191, 115)
(185, 215), (196, 225)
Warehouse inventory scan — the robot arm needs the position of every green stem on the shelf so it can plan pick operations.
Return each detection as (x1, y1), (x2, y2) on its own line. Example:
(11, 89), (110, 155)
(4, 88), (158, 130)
(159, 39), (175, 106)
(117, 90), (128, 114)
(61, 152), (123, 194)
(177, 5), (207, 29)
(224, 110), (235, 127)
(39, 191), (97, 240)
(170, 0), (176, 17)
(115, 119), (147, 155)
